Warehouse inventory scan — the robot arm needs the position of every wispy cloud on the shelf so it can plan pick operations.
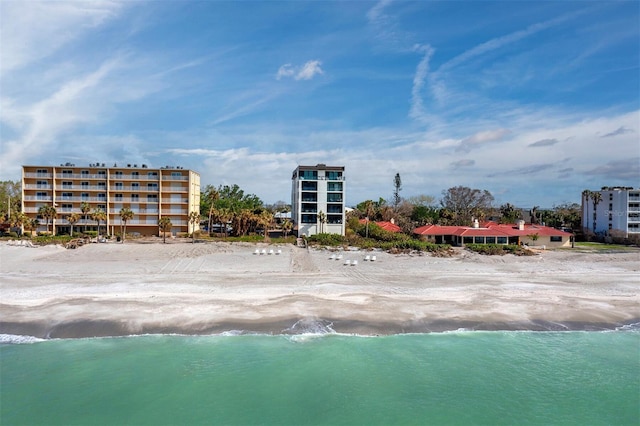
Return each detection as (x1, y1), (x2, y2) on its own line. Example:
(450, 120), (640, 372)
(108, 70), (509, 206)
(587, 158), (640, 180)
(450, 159), (475, 169)
(276, 60), (324, 81)
(456, 128), (511, 153)
(528, 138), (559, 147)
(487, 163), (555, 178)
(0, 0), (124, 73)
(409, 44), (435, 124)
(602, 126), (633, 137)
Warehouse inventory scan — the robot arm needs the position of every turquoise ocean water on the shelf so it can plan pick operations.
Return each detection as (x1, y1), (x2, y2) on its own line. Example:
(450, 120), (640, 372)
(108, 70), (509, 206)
(1, 330), (638, 425)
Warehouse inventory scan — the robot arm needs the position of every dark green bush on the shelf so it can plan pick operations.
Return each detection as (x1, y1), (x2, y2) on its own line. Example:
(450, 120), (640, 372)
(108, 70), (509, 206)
(308, 233), (347, 246)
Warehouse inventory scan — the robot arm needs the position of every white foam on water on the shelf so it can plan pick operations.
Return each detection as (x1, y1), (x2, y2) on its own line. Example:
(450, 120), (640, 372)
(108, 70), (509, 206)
(0, 334), (47, 344)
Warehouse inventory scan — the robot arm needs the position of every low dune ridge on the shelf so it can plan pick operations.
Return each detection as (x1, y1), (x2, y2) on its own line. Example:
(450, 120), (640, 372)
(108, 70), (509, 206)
(1, 240), (638, 338)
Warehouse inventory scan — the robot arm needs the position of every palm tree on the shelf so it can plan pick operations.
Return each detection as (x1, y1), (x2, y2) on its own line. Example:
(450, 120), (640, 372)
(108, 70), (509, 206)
(24, 218), (39, 238)
(91, 208), (106, 237)
(158, 217), (172, 243)
(282, 219), (293, 238)
(317, 211), (327, 234)
(581, 189), (592, 234)
(80, 202), (91, 234)
(188, 211), (200, 243)
(119, 207), (134, 242)
(205, 187), (220, 236)
(259, 210), (273, 242)
(38, 205), (57, 235)
(66, 212), (80, 237)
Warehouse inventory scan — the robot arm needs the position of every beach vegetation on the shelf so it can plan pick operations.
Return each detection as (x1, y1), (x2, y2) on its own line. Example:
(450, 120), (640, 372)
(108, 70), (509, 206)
(119, 208), (134, 242)
(466, 244), (534, 256)
(158, 217), (172, 243)
(440, 186), (494, 226)
(38, 205), (57, 235)
(90, 208), (107, 237)
(0, 180), (21, 221)
(66, 212), (80, 237)
(80, 202), (91, 234)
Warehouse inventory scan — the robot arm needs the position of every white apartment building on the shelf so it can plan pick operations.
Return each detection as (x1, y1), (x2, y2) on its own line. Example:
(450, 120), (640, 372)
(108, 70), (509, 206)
(22, 163), (200, 236)
(291, 164), (345, 237)
(581, 187), (640, 237)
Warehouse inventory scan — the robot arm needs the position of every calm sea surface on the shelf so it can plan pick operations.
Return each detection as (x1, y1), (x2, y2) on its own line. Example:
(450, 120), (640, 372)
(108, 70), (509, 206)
(1, 331), (638, 425)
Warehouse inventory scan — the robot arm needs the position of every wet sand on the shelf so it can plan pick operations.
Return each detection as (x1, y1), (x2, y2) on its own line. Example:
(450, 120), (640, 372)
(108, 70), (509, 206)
(1, 240), (638, 338)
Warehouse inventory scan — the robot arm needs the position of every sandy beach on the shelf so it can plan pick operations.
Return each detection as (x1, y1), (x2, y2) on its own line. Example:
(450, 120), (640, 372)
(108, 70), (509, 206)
(1, 240), (638, 338)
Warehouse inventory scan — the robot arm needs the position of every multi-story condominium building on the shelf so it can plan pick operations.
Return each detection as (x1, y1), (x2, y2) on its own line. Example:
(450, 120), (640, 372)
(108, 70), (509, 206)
(291, 164), (345, 237)
(22, 163), (200, 236)
(581, 187), (640, 237)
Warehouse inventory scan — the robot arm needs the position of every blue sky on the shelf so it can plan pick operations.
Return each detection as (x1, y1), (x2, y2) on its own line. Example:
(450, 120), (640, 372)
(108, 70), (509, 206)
(1, 0), (638, 208)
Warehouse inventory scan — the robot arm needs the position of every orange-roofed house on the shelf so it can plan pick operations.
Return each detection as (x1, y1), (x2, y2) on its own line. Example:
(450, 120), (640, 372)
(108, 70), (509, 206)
(359, 218), (402, 233)
(413, 220), (573, 248)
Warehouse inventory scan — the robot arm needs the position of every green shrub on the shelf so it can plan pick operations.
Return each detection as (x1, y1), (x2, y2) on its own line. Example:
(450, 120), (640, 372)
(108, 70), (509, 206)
(8, 231), (18, 238)
(308, 233), (347, 246)
(466, 244), (533, 256)
(84, 231), (98, 237)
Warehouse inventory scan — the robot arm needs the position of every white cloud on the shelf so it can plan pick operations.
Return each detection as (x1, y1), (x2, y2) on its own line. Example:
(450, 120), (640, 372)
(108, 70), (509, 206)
(409, 44), (435, 124)
(0, 0), (124, 73)
(276, 60), (324, 81)
(456, 128), (511, 153)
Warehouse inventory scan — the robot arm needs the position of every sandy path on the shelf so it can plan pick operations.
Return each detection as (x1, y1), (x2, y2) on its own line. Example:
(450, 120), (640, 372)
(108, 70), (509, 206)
(0, 241), (638, 337)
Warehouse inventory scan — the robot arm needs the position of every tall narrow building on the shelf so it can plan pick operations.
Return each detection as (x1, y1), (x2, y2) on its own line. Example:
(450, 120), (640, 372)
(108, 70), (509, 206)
(291, 164), (345, 237)
(22, 163), (200, 236)
(581, 187), (640, 237)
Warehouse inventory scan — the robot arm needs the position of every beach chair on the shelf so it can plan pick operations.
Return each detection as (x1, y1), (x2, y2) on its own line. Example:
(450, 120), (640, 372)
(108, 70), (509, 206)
(351, 260), (358, 266)
(336, 254), (343, 260)
(343, 259), (351, 265)
(261, 249), (267, 255)
(254, 249), (260, 255)
(371, 255), (376, 261)
(364, 255), (370, 261)
(276, 249), (282, 255)
(268, 249), (274, 255)
(329, 254), (336, 260)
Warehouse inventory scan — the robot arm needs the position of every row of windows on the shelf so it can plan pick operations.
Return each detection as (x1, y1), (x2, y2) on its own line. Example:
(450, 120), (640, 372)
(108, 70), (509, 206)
(301, 214), (343, 224)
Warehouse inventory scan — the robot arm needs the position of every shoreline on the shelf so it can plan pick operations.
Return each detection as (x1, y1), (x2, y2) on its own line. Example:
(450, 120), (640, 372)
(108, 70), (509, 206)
(1, 241), (638, 339)
(2, 318), (639, 341)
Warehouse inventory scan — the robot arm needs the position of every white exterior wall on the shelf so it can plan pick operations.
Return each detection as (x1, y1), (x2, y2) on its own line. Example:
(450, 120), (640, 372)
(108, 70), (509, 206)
(291, 165), (345, 237)
(582, 188), (640, 236)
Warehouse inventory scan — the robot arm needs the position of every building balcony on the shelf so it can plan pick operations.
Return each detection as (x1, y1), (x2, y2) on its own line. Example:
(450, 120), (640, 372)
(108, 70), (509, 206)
(110, 186), (159, 192)
(162, 187), (188, 193)
(56, 174), (108, 179)
(24, 173), (53, 178)
(109, 175), (159, 181)
(161, 198), (188, 203)
(161, 209), (187, 215)
(24, 196), (52, 201)
(24, 184), (54, 190)
(161, 176), (189, 181)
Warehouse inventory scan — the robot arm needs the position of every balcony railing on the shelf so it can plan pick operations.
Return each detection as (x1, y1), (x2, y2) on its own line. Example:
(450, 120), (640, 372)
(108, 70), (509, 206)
(110, 175), (159, 181)
(162, 176), (189, 181)
(56, 174), (107, 179)
(161, 198), (188, 203)
(110, 186), (159, 191)
(24, 184), (53, 190)
(24, 196), (52, 201)
(162, 187), (188, 192)
(24, 173), (53, 178)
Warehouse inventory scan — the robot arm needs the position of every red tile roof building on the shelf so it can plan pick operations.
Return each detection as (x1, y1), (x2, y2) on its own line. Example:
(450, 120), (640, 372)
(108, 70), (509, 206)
(413, 221), (573, 248)
(359, 219), (402, 233)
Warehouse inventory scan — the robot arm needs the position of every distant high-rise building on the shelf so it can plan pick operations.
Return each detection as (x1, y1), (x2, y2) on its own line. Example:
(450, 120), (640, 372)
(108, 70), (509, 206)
(581, 187), (640, 237)
(291, 164), (345, 237)
(21, 163), (200, 236)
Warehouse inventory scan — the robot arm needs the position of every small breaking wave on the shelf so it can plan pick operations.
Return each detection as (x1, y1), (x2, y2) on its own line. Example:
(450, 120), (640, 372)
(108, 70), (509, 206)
(0, 334), (47, 344)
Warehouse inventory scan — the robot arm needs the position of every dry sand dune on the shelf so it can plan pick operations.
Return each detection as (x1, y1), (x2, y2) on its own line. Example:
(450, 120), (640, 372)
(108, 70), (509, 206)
(1, 240), (638, 338)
